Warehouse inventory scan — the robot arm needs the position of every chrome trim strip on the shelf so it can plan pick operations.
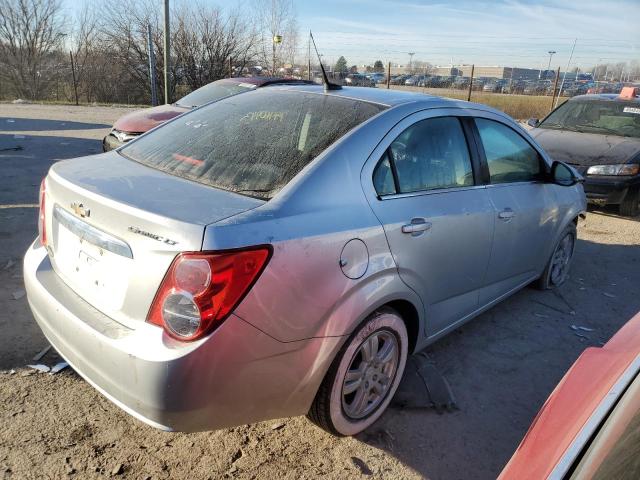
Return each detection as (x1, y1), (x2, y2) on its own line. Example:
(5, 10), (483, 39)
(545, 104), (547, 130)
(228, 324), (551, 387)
(547, 353), (640, 479)
(379, 184), (487, 200)
(53, 205), (133, 259)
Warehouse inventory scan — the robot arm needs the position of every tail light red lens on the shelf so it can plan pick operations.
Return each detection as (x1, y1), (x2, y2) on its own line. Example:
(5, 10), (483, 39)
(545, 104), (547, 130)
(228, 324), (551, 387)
(147, 246), (272, 341)
(38, 178), (47, 246)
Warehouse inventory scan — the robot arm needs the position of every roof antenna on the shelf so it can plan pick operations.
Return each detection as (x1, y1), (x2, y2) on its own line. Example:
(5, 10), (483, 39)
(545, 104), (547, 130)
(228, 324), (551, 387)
(310, 31), (341, 92)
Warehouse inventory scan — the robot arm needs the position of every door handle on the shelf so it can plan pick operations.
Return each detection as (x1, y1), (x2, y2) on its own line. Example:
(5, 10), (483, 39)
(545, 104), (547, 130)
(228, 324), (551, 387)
(402, 218), (432, 235)
(498, 208), (516, 221)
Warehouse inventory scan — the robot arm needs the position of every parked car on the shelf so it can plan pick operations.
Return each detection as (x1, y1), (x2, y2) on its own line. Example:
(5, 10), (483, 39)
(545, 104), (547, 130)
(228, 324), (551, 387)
(523, 80), (550, 95)
(390, 74), (410, 85)
(528, 87), (640, 216)
(502, 80), (525, 94)
(367, 73), (385, 84)
(453, 76), (470, 89)
(483, 79), (508, 93)
(344, 73), (375, 87)
(26, 85), (585, 437)
(500, 310), (640, 480)
(404, 75), (423, 86)
(102, 77), (313, 151)
(419, 76), (440, 88)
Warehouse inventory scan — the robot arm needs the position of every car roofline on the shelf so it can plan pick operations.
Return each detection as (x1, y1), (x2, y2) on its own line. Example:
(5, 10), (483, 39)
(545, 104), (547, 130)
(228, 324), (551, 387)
(265, 84), (506, 115)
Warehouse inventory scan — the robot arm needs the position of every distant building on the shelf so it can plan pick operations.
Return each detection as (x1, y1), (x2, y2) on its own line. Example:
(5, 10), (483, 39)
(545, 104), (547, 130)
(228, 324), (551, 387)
(433, 65), (542, 80)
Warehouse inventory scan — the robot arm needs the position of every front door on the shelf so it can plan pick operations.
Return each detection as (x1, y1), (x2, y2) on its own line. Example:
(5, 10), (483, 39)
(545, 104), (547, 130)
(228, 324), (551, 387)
(472, 117), (557, 304)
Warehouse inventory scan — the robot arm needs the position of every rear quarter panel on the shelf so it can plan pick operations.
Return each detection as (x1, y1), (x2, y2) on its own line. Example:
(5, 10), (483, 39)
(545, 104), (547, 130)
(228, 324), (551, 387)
(202, 105), (426, 343)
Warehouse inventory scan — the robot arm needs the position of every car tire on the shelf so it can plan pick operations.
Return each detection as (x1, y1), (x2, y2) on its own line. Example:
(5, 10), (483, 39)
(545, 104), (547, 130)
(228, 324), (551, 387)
(619, 187), (640, 217)
(537, 222), (577, 290)
(307, 307), (408, 436)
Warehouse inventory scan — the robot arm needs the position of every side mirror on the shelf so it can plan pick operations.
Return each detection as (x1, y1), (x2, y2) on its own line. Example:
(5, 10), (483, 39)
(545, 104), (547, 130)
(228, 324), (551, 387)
(527, 118), (540, 128)
(551, 160), (583, 186)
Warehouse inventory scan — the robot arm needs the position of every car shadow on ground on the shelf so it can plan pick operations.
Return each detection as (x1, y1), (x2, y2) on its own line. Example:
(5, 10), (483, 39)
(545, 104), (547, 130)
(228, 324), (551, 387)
(587, 203), (639, 222)
(0, 117), (111, 131)
(354, 237), (640, 479)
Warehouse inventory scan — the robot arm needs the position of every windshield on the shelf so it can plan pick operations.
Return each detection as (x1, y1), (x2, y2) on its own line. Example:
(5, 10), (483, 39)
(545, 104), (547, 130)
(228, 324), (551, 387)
(120, 90), (386, 199)
(175, 80), (256, 108)
(540, 99), (640, 138)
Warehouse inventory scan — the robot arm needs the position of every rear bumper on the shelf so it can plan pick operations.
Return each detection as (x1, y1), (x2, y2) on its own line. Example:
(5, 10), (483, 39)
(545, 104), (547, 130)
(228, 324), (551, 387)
(24, 241), (341, 432)
(584, 175), (639, 205)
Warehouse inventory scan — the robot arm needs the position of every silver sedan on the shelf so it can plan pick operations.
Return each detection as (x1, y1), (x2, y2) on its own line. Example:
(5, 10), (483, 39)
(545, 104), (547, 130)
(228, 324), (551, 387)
(24, 85), (586, 436)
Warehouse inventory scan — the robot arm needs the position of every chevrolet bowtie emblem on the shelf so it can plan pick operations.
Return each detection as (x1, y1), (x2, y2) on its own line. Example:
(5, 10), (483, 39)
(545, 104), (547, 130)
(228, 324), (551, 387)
(70, 202), (90, 218)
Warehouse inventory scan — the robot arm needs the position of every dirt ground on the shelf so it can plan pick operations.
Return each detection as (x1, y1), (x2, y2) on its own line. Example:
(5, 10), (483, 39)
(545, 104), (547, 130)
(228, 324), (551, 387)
(1, 103), (639, 480)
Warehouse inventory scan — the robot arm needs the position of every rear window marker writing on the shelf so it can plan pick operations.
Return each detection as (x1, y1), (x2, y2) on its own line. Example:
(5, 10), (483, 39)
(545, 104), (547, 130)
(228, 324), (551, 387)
(241, 111), (285, 122)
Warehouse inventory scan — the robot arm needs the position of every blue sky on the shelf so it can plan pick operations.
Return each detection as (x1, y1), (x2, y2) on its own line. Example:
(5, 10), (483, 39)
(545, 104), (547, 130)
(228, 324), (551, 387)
(258, 0), (639, 69)
(63, 0), (639, 70)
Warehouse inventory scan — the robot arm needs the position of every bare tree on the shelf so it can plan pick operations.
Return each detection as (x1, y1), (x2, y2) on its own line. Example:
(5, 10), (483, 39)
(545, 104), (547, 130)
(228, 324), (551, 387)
(173, 3), (257, 91)
(252, 0), (298, 74)
(0, 0), (65, 99)
(101, 0), (180, 103)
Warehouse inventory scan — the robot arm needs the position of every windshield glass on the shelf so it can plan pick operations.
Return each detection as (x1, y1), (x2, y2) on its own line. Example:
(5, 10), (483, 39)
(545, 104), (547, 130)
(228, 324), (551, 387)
(175, 80), (256, 108)
(540, 99), (640, 138)
(120, 90), (386, 199)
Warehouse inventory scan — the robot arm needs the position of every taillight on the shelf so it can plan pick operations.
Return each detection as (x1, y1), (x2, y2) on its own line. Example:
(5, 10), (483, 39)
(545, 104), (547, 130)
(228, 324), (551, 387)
(147, 246), (272, 341)
(38, 178), (47, 246)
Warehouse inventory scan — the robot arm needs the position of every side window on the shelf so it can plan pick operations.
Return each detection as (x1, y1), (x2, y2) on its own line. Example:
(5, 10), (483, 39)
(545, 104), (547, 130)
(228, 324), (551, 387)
(476, 118), (542, 184)
(373, 154), (396, 196)
(373, 116), (474, 195)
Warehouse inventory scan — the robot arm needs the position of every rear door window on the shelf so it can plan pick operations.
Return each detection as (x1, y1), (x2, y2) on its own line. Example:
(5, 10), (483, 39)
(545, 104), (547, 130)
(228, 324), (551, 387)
(120, 90), (386, 199)
(475, 118), (542, 184)
(373, 116), (474, 195)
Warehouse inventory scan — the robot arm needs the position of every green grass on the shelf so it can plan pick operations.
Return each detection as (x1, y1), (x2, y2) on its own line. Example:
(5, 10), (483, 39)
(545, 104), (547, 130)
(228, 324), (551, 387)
(389, 85), (567, 120)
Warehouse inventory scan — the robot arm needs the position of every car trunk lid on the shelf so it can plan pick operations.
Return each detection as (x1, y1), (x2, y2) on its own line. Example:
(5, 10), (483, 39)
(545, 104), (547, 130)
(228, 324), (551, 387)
(44, 152), (264, 329)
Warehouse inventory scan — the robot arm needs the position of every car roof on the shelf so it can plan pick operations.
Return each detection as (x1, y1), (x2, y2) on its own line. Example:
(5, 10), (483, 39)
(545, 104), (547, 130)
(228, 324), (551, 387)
(569, 93), (640, 104)
(269, 83), (501, 113)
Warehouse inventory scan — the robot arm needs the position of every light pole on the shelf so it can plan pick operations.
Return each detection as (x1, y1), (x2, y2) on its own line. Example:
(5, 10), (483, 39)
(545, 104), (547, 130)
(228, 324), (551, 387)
(163, 0), (170, 104)
(408, 52), (415, 74)
(273, 34), (283, 75)
(546, 50), (556, 78)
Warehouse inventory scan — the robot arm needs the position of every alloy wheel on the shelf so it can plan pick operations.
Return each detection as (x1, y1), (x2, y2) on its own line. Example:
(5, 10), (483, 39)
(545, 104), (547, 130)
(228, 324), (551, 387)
(550, 233), (574, 285)
(341, 330), (399, 419)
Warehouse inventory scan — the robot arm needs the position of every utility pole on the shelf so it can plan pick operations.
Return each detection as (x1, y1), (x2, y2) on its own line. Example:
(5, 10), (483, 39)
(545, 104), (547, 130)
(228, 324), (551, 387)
(550, 66), (560, 111)
(307, 32), (311, 81)
(147, 24), (158, 106)
(386, 62), (391, 89)
(163, 0), (170, 104)
(408, 52), (415, 74)
(546, 50), (556, 78)
(272, 34), (283, 76)
(69, 51), (78, 106)
(467, 64), (475, 101)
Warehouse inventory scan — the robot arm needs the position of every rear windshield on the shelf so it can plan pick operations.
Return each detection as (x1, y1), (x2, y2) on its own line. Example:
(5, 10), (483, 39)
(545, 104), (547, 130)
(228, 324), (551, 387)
(120, 90), (386, 198)
(540, 99), (640, 138)
(175, 80), (256, 108)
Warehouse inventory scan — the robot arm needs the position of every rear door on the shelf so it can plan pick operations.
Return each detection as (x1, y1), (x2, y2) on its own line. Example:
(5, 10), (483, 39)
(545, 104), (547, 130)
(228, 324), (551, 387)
(472, 116), (558, 304)
(363, 110), (495, 337)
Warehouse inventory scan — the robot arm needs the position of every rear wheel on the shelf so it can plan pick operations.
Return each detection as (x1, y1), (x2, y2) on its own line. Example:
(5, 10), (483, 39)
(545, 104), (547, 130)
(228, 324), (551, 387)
(307, 308), (408, 436)
(619, 187), (640, 217)
(537, 223), (577, 290)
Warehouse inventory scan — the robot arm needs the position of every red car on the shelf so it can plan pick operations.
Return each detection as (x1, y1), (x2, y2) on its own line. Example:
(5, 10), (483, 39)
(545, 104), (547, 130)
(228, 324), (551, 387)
(500, 311), (640, 479)
(102, 77), (314, 151)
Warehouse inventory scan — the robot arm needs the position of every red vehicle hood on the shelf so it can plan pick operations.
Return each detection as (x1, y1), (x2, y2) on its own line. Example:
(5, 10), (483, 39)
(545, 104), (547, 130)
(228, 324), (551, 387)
(500, 311), (640, 480)
(113, 103), (189, 134)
